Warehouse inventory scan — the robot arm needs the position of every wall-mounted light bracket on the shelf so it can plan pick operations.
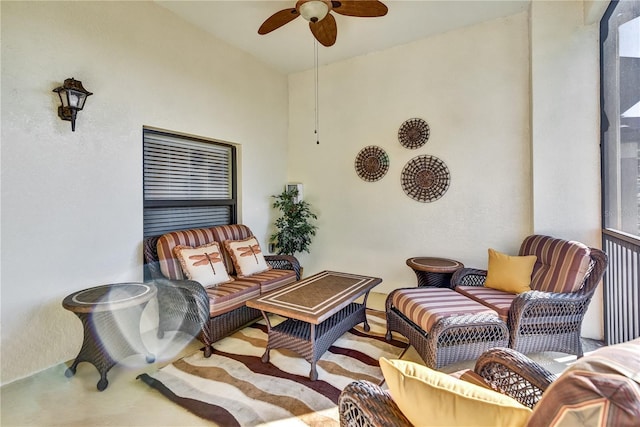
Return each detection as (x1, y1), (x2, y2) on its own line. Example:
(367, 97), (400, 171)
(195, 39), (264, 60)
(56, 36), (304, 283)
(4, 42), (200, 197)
(52, 78), (93, 131)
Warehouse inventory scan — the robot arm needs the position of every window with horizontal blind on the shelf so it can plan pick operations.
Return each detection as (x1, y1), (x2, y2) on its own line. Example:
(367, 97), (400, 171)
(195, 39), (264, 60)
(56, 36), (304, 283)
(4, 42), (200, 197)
(143, 128), (237, 237)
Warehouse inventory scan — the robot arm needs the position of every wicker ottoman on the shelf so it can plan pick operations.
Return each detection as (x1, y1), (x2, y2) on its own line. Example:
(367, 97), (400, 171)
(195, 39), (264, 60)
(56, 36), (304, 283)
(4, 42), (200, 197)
(386, 287), (508, 369)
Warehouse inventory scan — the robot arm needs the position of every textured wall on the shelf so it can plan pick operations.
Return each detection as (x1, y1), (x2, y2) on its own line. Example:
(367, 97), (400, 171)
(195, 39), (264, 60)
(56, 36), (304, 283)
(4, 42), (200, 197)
(288, 12), (532, 290)
(530, 0), (603, 337)
(288, 7), (602, 339)
(1, 1), (289, 384)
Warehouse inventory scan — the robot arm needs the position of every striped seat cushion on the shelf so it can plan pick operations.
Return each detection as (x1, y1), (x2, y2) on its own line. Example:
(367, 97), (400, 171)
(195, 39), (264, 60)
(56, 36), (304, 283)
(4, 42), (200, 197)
(391, 288), (498, 333)
(205, 280), (261, 317)
(240, 269), (297, 293)
(454, 286), (516, 321)
(520, 235), (592, 293)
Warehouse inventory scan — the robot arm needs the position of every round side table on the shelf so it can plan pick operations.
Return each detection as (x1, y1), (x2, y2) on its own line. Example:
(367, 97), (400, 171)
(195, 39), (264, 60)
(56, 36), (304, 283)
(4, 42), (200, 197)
(406, 257), (464, 288)
(62, 282), (157, 391)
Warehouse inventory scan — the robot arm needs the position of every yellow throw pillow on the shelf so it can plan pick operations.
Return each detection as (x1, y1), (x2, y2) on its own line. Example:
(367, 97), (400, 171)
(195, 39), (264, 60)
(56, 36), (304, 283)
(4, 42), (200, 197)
(380, 358), (532, 427)
(484, 248), (537, 294)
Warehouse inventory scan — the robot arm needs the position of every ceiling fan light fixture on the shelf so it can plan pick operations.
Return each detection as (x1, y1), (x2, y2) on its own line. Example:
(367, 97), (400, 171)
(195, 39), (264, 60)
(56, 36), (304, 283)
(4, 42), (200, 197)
(298, 0), (329, 22)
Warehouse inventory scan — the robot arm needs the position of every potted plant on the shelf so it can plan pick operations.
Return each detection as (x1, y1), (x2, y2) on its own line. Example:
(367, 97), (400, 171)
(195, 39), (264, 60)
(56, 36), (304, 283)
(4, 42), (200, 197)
(270, 187), (318, 256)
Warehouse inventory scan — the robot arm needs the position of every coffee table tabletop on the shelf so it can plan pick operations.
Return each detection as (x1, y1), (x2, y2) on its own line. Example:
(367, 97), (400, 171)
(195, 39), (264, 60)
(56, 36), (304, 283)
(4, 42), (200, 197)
(247, 270), (381, 324)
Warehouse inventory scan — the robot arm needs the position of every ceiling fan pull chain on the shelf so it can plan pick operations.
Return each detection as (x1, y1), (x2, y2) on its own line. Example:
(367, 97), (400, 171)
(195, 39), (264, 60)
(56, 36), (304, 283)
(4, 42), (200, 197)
(314, 39), (320, 145)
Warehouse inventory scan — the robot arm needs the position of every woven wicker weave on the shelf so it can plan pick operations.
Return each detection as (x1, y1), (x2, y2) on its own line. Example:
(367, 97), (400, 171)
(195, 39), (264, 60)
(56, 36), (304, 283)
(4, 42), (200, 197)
(451, 246), (608, 357)
(385, 288), (509, 369)
(63, 284), (157, 390)
(339, 380), (413, 427)
(143, 232), (301, 357)
(262, 302), (366, 380)
(474, 347), (556, 408)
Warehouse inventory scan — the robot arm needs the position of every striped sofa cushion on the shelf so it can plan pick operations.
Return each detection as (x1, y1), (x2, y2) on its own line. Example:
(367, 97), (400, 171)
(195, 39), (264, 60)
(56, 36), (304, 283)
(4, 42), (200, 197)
(241, 269), (297, 293)
(205, 279), (261, 317)
(455, 286), (516, 321)
(157, 227), (219, 280)
(157, 224), (255, 280)
(210, 225), (253, 275)
(520, 235), (592, 293)
(391, 288), (497, 333)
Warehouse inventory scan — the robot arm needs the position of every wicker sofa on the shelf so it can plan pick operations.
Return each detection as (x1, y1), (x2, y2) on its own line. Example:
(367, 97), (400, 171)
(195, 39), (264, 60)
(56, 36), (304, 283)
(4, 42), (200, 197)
(143, 224), (300, 357)
(339, 338), (640, 427)
(386, 235), (608, 368)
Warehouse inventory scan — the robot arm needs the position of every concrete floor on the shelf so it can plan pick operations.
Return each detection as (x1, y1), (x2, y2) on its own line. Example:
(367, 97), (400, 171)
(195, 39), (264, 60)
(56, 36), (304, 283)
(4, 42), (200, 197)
(0, 292), (596, 426)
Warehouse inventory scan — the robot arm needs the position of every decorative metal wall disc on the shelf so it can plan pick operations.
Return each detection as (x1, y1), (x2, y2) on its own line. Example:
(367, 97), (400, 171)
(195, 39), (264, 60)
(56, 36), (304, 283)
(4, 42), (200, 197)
(401, 155), (450, 202)
(398, 118), (430, 149)
(355, 145), (389, 182)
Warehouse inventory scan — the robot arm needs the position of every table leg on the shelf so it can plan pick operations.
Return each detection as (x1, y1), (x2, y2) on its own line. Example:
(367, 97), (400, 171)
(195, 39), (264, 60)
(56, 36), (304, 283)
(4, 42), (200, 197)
(361, 291), (371, 332)
(260, 311), (272, 363)
(309, 324), (317, 381)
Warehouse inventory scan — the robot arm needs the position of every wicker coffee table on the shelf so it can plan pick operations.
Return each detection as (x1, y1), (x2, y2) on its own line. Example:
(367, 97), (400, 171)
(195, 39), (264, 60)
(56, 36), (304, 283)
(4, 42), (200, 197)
(246, 270), (381, 380)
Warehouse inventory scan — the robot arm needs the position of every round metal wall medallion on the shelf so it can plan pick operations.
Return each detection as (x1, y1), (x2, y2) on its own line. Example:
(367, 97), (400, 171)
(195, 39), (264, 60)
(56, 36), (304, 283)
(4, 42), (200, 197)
(398, 118), (430, 149)
(401, 155), (450, 202)
(355, 145), (389, 182)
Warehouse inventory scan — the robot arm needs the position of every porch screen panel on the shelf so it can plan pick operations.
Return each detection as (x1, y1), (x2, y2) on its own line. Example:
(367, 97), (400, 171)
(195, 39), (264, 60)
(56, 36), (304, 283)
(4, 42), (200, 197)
(601, 0), (640, 344)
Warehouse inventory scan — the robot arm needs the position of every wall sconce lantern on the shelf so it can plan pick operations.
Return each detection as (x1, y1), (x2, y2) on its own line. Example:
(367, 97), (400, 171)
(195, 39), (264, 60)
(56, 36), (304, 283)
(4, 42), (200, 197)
(52, 78), (93, 131)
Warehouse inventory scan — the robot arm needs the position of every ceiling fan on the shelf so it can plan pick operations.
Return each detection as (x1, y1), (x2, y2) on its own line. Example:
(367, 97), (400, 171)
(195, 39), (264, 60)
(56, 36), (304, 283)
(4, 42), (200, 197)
(258, 0), (388, 47)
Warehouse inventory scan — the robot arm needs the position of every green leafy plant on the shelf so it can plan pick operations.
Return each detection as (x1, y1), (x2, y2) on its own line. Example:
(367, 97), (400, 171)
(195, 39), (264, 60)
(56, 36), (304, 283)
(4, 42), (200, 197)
(270, 187), (318, 256)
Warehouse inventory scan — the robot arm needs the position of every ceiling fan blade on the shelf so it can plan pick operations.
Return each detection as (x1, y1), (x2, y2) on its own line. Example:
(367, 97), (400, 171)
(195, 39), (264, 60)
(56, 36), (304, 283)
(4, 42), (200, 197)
(331, 1), (388, 17)
(258, 8), (299, 35)
(309, 13), (337, 47)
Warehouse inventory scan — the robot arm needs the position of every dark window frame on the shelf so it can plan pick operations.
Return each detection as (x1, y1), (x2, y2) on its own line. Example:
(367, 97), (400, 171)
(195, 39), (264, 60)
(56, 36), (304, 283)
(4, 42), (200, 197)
(142, 127), (238, 237)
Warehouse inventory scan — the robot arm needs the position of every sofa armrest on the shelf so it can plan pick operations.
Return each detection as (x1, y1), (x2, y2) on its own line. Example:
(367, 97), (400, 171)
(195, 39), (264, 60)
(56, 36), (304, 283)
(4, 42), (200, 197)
(152, 277), (213, 356)
(143, 235), (164, 280)
(451, 267), (487, 288)
(511, 289), (592, 318)
(474, 347), (557, 408)
(338, 380), (412, 427)
(265, 254), (301, 280)
(508, 290), (594, 350)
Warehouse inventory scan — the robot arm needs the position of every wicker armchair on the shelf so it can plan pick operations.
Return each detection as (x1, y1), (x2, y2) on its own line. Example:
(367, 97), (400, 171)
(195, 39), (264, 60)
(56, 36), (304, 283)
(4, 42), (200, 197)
(338, 347), (552, 426)
(452, 235), (608, 357)
(339, 339), (640, 427)
(143, 230), (300, 357)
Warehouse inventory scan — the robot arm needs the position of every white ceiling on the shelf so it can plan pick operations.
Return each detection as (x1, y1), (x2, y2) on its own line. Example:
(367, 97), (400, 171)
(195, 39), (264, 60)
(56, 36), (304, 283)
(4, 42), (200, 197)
(156, 0), (531, 74)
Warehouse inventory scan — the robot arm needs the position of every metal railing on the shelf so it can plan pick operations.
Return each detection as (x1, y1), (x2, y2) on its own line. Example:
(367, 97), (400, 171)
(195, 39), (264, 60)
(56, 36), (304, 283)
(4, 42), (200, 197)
(603, 229), (640, 345)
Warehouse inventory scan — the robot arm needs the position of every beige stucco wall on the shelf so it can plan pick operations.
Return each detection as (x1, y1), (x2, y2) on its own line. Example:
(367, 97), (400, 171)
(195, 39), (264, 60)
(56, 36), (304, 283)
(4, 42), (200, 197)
(288, 12), (533, 294)
(0, 1), (289, 385)
(288, 3), (603, 339)
(530, 0), (603, 338)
